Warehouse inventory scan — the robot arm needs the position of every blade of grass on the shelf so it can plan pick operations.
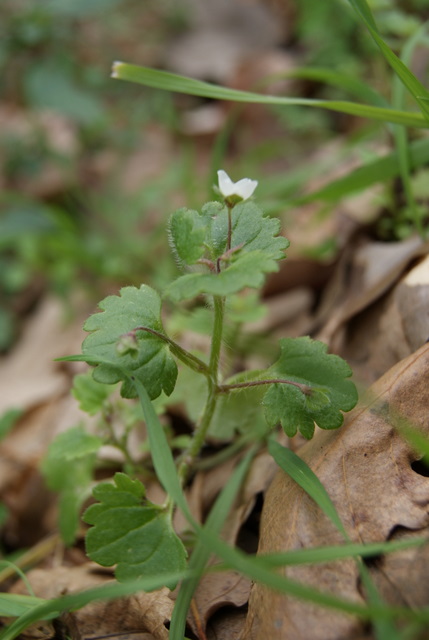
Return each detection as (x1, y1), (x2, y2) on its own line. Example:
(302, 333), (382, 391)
(267, 439), (403, 638)
(111, 63), (427, 129)
(276, 66), (388, 107)
(244, 537), (426, 569)
(295, 137), (429, 204)
(392, 26), (428, 237)
(268, 438), (347, 537)
(346, 0), (429, 120)
(0, 594), (45, 618)
(170, 446), (257, 640)
(0, 572), (191, 640)
(195, 529), (429, 624)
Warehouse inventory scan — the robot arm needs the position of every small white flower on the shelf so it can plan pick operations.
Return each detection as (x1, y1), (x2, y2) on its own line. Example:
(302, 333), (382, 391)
(217, 169), (258, 203)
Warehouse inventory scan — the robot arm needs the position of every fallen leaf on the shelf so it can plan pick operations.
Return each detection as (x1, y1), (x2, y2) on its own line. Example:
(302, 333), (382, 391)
(316, 235), (429, 350)
(342, 254), (429, 383)
(190, 570), (250, 636)
(8, 565), (173, 640)
(0, 296), (86, 415)
(243, 343), (429, 640)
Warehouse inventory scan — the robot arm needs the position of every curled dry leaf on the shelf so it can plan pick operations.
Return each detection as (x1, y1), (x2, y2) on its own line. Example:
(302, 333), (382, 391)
(342, 254), (429, 384)
(243, 343), (429, 640)
(316, 235), (429, 351)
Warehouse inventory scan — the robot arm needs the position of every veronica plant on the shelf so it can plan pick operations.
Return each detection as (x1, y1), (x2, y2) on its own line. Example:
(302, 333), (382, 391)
(57, 169), (358, 587)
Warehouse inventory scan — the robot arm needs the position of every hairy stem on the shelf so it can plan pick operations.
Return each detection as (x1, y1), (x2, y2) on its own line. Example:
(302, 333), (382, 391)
(129, 326), (210, 376)
(177, 296), (225, 486)
(218, 379), (311, 394)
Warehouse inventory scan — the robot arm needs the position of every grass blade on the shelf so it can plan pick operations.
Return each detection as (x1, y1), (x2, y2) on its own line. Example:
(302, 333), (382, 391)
(268, 438), (347, 537)
(296, 137), (429, 204)
(170, 447), (256, 640)
(346, 0), (429, 120)
(0, 572), (191, 640)
(111, 62), (427, 129)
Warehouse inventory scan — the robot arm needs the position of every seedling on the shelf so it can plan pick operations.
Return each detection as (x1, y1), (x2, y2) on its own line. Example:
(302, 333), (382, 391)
(52, 169), (358, 591)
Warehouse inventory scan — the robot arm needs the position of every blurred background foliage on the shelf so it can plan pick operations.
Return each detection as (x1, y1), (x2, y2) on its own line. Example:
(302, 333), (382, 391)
(0, 0), (428, 351)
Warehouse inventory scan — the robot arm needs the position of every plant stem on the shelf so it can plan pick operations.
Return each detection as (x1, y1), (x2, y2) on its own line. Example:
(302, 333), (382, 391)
(226, 203), (233, 251)
(219, 378), (311, 394)
(209, 296), (225, 376)
(177, 295), (225, 486)
(130, 326), (210, 376)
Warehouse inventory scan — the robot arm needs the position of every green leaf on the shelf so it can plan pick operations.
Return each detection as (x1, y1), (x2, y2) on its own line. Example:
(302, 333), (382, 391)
(167, 200), (289, 277)
(208, 377), (268, 441)
(166, 201), (290, 299)
(168, 207), (206, 264)
(82, 285), (178, 400)
(41, 426), (102, 545)
(71, 372), (111, 416)
(166, 250), (280, 302)
(84, 473), (187, 587)
(112, 62), (427, 129)
(263, 337), (358, 439)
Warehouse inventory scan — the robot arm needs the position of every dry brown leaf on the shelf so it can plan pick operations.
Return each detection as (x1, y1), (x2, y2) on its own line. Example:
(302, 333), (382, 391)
(243, 343), (429, 640)
(8, 565), (173, 640)
(207, 607), (247, 640)
(0, 296), (86, 415)
(183, 450), (279, 635)
(342, 254), (429, 383)
(316, 235), (429, 350)
(190, 570), (251, 636)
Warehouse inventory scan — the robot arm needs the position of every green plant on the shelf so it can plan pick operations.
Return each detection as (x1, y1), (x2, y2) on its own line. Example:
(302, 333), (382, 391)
(36, 169), (356, 630)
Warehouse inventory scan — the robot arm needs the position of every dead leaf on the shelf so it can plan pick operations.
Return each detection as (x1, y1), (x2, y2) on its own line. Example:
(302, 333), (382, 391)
(207, 607), (247, 640)
(316, 235), (429, 350)
(243, 343), (429, 640)
(341, 254), (429, 383)
(190, 570), (250, 636)
(8, 565), (173, 640)
(0, 296), (86, 415)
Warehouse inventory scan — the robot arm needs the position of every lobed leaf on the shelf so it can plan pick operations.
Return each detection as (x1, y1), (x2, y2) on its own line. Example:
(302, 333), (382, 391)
(71, 372), (111, 416)
(168, 207), (206, 264)
(263, 337), (358, 439)
(42, 426), (102, 545)
(84, 473), (187, 587)
(165, 250), (280, 302)
(82, 285), (177, 399)
(166, 200), (288, 301)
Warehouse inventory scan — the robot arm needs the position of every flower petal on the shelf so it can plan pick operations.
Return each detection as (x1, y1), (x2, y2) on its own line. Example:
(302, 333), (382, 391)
(234, 177), (258, 200)
(217, 169), (258, 201)
(217, 170), (235, 197)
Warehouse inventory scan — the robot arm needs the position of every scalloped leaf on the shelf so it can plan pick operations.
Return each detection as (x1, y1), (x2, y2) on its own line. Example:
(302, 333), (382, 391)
(165, 250), (280, 302)
(42, 426), (102, 545)
(169, 207), (206, 264)
(71, 372), (112, 416)
(82, 285), (178, 399)
(84, 473), (187, 587)
(263, 337), (358, 439)
(166, 200), (289, 301)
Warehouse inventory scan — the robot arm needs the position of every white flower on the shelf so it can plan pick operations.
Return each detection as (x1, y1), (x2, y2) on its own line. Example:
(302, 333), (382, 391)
(217, 169), (258, 202)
